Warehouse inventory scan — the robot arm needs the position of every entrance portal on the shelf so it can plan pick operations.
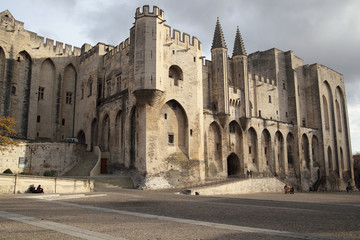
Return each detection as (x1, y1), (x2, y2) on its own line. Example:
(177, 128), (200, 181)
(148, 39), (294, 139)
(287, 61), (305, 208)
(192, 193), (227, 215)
(227, 153), (242, 176)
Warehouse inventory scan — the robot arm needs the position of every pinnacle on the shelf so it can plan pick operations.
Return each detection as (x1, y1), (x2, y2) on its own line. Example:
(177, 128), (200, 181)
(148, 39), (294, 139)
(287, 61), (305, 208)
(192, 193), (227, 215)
(233, 26), (247, 56)
(211, 17), (227, 49)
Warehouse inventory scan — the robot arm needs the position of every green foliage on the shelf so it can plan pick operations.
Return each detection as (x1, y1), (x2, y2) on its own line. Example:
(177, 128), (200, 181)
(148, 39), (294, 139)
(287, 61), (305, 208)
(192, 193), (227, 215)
(3, 168), (13, 174)
(0, 117), (18, 150)
(43, 170), (57, 177)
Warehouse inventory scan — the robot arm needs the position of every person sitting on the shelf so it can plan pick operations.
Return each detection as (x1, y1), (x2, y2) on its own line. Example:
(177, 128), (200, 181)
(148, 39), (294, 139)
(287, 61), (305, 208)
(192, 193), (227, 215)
(29, 184), (36, 193)
(36, 185), (44, 193)
(284, 185), (290, 194)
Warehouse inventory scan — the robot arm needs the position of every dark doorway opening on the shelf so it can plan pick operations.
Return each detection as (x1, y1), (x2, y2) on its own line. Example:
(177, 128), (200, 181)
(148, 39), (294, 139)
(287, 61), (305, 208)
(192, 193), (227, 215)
(227, 153), (241, 177)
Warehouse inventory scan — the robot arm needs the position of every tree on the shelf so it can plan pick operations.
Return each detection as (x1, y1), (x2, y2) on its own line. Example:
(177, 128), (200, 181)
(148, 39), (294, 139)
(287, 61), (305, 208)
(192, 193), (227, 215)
(0, 117), (18, 149)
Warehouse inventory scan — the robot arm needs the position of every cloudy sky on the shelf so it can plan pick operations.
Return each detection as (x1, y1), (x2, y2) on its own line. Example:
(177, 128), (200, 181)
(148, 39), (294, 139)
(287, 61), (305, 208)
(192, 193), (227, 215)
(2, 0), (360, 152)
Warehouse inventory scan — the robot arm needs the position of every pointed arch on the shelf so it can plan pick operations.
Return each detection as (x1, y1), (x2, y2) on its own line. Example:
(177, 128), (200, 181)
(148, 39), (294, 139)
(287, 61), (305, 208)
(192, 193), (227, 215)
(261, 129), (272, 173)
(101, 114), (110, 152)
(322, 95), (329, 130)
(10, 50), (32, 138)
(77, 130), (86, 144)
(340, 147), (344, 170)
(247, 127), (258, 170)
(61, 64), (77, 139)
(115, 110), (123, 164)
(227, 152), (243, 177)
(207, 121), (222, 177)
(323, 81), (339, 169)
(312, 135), (320, 168)
(36, 58), (55, 140)
(287, 133), (295, 169)
(228, 120), (243, 156)
(328, 146), (333, 170)
(169, 65), (183, 86)
(159, 100), (189, 158)
(335, 86), (351, 171)
(274, 131), (284, 174)
(301, 134), (310, 169)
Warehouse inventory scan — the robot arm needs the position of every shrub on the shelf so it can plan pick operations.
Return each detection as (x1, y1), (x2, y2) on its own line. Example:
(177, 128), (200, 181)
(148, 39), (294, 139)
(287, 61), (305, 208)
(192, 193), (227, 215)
(43, 170), (56, 177)
(3, 168), (13, 174)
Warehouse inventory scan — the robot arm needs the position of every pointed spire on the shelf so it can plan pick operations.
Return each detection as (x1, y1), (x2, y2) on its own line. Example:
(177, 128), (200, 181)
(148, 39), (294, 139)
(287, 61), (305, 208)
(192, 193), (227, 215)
(232, 26), (247, 56)
(211, 17), (227, 49)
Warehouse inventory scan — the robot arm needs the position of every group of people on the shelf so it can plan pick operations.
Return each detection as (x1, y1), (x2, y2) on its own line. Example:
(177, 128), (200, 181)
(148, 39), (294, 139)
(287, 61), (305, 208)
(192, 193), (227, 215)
(284, 184), (294, 194)
(246, 170), (253, 178)
(29, 184), (44, 193)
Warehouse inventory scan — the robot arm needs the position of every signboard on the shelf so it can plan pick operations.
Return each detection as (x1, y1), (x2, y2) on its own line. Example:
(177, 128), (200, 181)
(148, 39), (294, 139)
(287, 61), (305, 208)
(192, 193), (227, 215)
(18, 157), (27, 168)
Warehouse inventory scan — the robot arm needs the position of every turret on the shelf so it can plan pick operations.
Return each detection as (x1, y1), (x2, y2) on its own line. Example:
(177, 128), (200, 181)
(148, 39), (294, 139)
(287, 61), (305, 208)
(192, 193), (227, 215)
(211, 18), (229, 125)
(232, 26), (249, 117)
(132, 5), (165, 106)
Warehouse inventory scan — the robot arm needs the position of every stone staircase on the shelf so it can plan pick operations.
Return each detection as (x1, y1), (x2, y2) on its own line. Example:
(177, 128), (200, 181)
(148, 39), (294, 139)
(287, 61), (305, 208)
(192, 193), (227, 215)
(63, 151), (98, 176)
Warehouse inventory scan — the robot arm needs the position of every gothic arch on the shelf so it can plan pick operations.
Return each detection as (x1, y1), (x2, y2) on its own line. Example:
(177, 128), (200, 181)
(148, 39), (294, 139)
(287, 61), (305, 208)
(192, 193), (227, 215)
(247, 127), (258, 170)
(228, 120), (243, 156)
(335, 86), (351, 170)
(10, 50), (32, 138)
(323, 81), (338, 171)
(312, 135), (320, 167)
(37, 58), (55, 140)
(169, 65), (183, 86)
(101, 114), (110, 151)
(115, 110), (123, 164)
(207, 121), (222, 177)
(60, 64), (77, 139)
(261, 129), (272, 173)
(159, 100), (189, 158)
(328, 146), (333, 170)
(227, 152), (243, 177)
(301, 134), (310, 169)
(340, 147), (344, 170)
(274, 131), (284, 174)
(287, 133), (295, 169)
(322, 95), (330, 130)
(77, 130), (86, 144)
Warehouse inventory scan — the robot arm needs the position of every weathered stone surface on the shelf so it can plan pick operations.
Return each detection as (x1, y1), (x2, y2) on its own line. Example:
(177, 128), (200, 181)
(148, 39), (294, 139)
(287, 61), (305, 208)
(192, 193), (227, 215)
(0, 5), (354, 191)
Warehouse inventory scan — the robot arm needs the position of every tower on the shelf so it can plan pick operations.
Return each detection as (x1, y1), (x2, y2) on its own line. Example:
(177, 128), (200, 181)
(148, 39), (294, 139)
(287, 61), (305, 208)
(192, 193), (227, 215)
(232, 26), (249, 117)
(211, 18), (229, 126)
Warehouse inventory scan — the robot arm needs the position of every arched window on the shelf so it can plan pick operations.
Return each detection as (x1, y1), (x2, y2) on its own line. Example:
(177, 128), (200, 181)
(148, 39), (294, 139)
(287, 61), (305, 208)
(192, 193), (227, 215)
(168, 65), (183, 86)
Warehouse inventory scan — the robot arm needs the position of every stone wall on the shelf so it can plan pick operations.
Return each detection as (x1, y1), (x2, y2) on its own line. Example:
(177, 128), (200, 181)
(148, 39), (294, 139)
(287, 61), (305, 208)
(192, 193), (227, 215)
(0, 174), (94, 194)
(0, 142), (86, 176)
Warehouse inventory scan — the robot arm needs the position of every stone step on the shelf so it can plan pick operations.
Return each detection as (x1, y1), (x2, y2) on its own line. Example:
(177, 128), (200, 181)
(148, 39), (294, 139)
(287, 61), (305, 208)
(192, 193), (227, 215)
(63, 152), (98, 176)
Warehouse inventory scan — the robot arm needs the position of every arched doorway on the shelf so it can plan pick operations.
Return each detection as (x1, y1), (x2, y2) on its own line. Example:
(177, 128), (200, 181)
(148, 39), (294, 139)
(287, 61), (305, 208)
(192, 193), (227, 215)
(227, 153), (242, 177)
(77, 130), (86, 144)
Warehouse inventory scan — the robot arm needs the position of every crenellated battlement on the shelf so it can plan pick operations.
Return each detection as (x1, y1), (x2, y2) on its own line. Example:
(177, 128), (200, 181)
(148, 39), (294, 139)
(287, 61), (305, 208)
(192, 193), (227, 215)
(80, 42), (112, 63)
(135, 5), (164, 20)
(0, 17), (81, 56)
(104, 38), (131, 60)
(248, 73), (277, 87)
(35, 36), (81, 56)
(164, 25), (201, 50)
